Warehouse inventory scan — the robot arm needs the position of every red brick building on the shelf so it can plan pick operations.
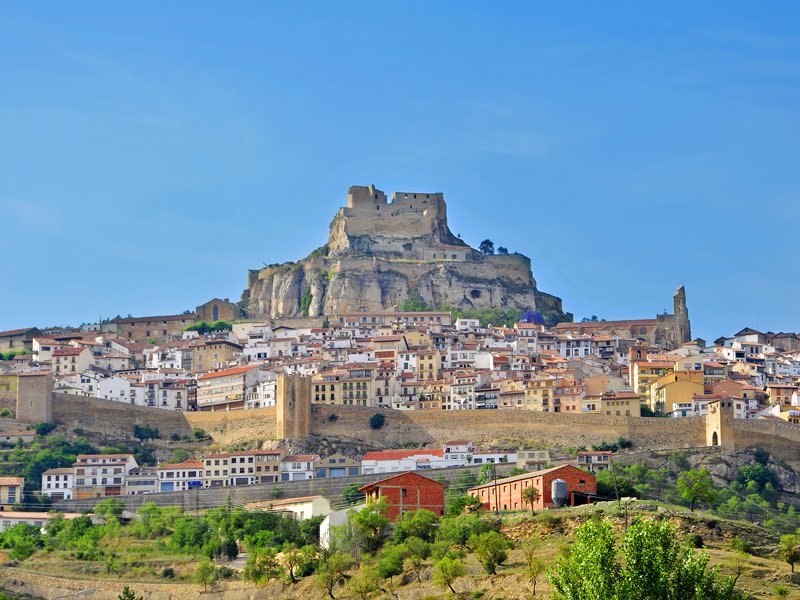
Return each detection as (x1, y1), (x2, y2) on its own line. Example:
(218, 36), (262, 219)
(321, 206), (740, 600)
(469, 465), (596, 512)
(358, 471), (447, 522)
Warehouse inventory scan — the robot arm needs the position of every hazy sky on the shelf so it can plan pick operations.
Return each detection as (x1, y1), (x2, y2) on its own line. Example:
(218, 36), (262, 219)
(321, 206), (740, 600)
(1, 3), (799, 341)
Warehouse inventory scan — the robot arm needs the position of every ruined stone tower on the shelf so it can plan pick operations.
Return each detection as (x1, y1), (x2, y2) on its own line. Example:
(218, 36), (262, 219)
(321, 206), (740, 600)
(276, 374), (311, 439)
(16, 371), (52, 424)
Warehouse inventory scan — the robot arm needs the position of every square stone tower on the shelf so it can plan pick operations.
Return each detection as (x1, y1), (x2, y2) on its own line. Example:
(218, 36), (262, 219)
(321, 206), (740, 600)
(276, 374), (311, 439)
(706, 398), (735, 452)
(16, 371), (52, 424)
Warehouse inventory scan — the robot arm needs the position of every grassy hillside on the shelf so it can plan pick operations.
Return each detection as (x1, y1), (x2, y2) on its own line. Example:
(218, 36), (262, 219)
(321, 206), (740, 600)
(1, 499), (797, 599)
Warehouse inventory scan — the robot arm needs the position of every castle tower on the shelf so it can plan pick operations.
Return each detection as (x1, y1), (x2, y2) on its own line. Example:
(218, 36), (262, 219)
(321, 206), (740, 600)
(16, 371), (52, 424)
(706, 398), (735, 452)
(673, 285), (691, 344)
(276, 374), (311, 439)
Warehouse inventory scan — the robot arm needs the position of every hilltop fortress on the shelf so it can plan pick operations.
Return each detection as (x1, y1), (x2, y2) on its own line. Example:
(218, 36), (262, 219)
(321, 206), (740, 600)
(242, 185), (567, 320)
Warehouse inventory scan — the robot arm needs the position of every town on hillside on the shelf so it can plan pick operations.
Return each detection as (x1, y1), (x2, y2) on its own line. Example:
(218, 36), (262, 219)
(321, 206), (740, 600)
(2, 288), (800, 600)
(1, 285), (799, 504)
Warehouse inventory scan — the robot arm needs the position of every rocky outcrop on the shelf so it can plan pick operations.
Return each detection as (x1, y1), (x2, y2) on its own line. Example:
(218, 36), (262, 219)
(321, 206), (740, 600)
(242, 185), (567, 321)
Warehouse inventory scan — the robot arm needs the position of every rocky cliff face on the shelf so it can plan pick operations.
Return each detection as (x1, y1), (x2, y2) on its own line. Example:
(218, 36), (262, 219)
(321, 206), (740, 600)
(241, 186), (567, 321)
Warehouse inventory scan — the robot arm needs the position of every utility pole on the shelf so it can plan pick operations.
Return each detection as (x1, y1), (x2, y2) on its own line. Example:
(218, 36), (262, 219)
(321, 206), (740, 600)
(611, 461), (621, 509)
(493, 461), (499, 516)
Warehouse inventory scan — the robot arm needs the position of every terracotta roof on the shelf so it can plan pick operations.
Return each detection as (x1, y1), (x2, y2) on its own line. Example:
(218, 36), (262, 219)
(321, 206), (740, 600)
(159, 460), (204, 470)
(282, 454), (320, 462)
(359, 471), (447, 493)
(76, 453), (132, 460)
(362, 449), (444, 461)
(198, 365), (255, 380)
(469, 464), (586, 491)
(42, 467), (73, 475)
(0, 476), (24, 485)
(0, 328), (37, 337)
(0, 511), (82, 519)
(53, 348), (86, 357)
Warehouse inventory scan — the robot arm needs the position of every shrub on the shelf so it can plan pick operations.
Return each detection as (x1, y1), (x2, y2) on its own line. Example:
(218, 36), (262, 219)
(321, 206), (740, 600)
(729, 537), (753, 554)
(535, 512), (561, 529)
(687, 534), (704, 548)
(328, 413), (339, 423)
(369, 413), (385, 430)
(32, 421), (57, 436)
(134, 424), (160, 440)
(161, 567), (175, 578)
(0, 408), (12, 418)
(192, 427), (209, 440)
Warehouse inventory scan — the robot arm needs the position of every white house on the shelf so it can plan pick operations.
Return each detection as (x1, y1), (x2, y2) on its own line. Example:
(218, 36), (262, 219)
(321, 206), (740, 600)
(41, 467), (74, 500)
(0, 511), (83, 532)
(245, 495), (332, 521)
(280, 454), (320, 481)
(320, 504), (367, 549)
(97, 376), (133, 404)
(125, 467), (159, 495)
(157, 460), (204, 492)
(246, 375), (277, 409)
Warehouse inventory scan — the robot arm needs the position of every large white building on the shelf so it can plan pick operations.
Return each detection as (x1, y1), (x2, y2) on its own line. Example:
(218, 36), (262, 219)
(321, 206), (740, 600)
(41, 467), (73, 500)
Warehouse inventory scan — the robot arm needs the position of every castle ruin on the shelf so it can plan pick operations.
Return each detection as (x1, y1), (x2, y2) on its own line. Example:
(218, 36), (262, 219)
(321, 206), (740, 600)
(242, 185), (567, 321)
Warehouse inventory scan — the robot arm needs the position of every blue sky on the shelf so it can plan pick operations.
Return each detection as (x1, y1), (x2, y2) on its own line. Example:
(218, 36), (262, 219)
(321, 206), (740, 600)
(1, 2), (798, 341)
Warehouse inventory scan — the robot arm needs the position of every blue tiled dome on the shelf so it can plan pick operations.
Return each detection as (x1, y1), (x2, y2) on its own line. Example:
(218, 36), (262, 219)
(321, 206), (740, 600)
(519, 310), (545, 325)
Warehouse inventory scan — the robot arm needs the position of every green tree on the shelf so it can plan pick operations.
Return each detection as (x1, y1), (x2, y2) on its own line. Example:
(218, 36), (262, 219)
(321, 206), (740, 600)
(548, 519), (621, 600)
(194, 559), (218, 591)
(433, 556), (465, 594)
(403, 536), (430, 582)
(350, 564), (380, 600)
(244, 547), (285, 583)
(353, 498), (391, 554)
(446, 493), (482, 516)
(369, 413), (385, 430)
(497, 246), (509, 255)
(118, 587), (143, 600)
(400, 294), (430, 312)
(479, 239), (495, 255)
(470, 530), (511, 575)
(780, 534), (800, 573)
(283, 544), (304, 583)
(342, 482), (366, 505)
(522, 485), (541, 514)
(95, 498), (125, 521)
(677, 469), (717, 511)
(548, 518), (743, 600)
(172, 448), (190, 463)
(316, 553), (354, 599)
(393, 508), (438, 543)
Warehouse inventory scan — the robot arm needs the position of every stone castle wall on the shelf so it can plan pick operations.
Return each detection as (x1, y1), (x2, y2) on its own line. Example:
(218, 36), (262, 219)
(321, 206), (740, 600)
(52, 393), (194, 440)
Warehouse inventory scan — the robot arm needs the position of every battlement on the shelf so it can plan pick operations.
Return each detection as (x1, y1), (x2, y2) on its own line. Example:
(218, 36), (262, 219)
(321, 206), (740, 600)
(347, 185), (444, 213)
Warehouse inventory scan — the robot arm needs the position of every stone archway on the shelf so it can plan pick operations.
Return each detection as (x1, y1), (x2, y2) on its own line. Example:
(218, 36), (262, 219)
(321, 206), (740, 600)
(711, 430), (718, 446)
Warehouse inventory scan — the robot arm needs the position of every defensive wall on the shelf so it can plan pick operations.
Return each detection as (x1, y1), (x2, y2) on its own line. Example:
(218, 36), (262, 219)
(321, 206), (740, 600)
(51, 393), (194, 440)
(43, 394), (800, 464)
(53, 462), (514, 513)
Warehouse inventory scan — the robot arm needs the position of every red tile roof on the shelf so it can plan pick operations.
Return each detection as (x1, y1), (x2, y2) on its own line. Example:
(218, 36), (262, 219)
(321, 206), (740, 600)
(198, 365), (255, 380)
(362, 449), (444, 461)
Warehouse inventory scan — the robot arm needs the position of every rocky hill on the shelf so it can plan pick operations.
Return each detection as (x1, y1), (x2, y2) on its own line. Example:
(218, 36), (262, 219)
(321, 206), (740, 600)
(242, 185), (567, 321)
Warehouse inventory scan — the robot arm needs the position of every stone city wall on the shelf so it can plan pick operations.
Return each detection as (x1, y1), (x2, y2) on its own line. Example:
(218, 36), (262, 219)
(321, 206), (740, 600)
(52, 393), (194, 440)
